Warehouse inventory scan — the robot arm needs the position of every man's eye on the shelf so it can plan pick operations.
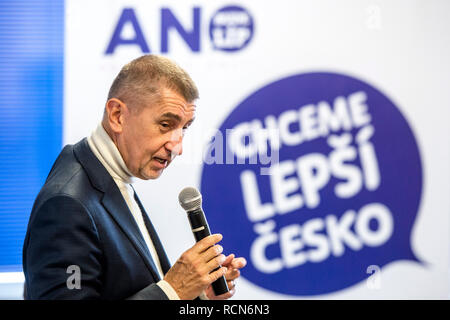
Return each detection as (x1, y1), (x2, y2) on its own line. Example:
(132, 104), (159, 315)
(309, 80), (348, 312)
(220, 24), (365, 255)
(160, 122), (170, 128)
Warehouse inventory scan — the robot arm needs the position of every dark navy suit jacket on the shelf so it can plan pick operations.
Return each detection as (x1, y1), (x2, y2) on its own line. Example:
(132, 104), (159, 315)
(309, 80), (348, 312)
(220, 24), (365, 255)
(23, 138), (172, 299)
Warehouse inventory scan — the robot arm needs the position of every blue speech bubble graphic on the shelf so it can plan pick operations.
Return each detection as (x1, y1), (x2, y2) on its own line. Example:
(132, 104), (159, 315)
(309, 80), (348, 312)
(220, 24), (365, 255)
(200, 72), (423, 295)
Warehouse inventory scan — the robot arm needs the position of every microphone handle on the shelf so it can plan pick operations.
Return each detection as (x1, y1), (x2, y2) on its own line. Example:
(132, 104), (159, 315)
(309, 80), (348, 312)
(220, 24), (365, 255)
(187, 208), (229, 296)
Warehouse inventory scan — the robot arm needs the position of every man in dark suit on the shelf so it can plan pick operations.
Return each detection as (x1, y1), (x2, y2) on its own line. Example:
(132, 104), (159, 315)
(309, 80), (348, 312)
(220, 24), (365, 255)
(22, 55), (246, 300)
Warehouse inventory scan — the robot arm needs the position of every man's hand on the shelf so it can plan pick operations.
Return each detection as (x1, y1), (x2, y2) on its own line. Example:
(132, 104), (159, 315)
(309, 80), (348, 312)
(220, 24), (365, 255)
(205, 254), (247, 300)
(163, 234), (227, 300)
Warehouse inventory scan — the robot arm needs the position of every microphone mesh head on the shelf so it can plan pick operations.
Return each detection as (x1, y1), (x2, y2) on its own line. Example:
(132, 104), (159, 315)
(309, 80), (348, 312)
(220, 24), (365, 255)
(178, 187), (202, 212)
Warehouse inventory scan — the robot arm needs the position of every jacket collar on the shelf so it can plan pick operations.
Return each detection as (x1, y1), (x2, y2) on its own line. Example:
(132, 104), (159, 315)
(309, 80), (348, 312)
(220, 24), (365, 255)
(73, 138), (163, 281)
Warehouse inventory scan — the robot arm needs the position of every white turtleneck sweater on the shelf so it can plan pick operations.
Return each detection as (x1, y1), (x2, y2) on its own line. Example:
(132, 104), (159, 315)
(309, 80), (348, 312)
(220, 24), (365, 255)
(87, 123), (179, 300)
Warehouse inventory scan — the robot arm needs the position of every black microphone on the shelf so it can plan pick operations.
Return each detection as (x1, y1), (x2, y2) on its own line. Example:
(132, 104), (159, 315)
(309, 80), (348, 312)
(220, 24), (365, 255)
(178, 186), (229, 296)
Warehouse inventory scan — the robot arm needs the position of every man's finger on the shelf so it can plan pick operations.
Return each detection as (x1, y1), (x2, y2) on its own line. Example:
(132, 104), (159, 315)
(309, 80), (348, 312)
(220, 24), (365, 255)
(193, 234), (223, 253)
(202, 244), (223, 263)
(231, 257), (247, 269)
(221, 253), (235, 267)
(205, 254), (226, 273)
(208, 266), (227, 284)
(225, 268), (240, 281)
(215, 287), (235, 300)
(227, 279), (235, 290)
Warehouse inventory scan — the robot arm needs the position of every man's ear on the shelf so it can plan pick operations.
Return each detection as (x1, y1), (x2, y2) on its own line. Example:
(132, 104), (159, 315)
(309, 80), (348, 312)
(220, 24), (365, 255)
(104, 98), (126, 133)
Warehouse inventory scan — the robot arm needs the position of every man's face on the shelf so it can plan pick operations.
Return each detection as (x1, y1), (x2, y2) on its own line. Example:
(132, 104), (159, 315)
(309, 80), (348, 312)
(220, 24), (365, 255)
(117, 87), (196, 180)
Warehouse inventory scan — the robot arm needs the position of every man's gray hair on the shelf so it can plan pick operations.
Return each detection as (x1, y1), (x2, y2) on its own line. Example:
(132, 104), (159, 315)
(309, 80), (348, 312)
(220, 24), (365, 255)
(107, 55), (199, 109)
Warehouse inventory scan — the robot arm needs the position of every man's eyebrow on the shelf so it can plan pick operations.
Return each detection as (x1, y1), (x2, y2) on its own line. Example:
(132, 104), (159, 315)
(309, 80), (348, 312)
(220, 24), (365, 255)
(160, 112), (195, 126)
(160, 112), (182, 122)
(185, 117), (195, 126)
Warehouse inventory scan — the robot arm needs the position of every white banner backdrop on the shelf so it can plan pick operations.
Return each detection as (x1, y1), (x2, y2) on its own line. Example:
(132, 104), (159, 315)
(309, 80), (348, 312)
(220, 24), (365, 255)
(64, 0), (450, 299)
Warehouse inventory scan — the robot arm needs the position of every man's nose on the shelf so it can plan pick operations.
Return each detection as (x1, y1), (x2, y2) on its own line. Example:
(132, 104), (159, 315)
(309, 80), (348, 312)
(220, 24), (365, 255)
(165, 129), (183, 158)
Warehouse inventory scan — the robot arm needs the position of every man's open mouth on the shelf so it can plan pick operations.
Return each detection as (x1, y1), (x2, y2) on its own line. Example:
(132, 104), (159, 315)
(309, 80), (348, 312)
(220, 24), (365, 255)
(153, 157), (168, 166)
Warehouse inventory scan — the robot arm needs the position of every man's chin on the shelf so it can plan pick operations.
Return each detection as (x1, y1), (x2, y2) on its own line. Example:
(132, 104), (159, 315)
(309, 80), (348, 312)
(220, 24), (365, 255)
(139, 168), (164, 180)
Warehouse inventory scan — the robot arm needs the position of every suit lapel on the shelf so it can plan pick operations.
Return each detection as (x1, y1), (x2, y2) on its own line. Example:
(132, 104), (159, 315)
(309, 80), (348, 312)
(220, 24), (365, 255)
(101, 183), (162, 282)
(132, 190), (171, 275)
(73, 138), (162, 282)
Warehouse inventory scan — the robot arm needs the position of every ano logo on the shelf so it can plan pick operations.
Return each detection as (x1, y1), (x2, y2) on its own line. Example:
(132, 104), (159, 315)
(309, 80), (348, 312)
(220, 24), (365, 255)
(105, 5), (254, 54)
